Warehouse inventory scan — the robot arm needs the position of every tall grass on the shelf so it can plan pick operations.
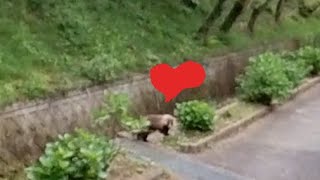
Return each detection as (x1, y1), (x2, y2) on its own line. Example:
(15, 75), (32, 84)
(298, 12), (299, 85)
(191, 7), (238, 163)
(0, 0), (319, 107)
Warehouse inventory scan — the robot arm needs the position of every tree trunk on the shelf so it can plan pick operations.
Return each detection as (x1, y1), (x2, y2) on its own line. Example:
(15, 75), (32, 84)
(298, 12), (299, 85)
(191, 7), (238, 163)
(220, 0), (248, 33)
(275, 0), (285, 23)
(197, 0), (226, 40)
(247, 0), (271, 34)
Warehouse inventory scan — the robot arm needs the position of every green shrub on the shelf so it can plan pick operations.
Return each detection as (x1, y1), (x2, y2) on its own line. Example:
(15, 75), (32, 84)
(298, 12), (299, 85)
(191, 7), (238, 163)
(237, 52), (293, 105)
(174, 100), (214, 132)
(93, 93), (150, 134)
(280, 51), (310, 87)
(25, 129), (118, 180)
(295, 46), (320, 75)
(283, 60), (309, 87)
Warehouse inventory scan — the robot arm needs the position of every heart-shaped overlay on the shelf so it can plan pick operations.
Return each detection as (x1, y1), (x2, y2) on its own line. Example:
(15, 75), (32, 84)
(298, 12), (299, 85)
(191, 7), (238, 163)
(150, 60), (206, 102)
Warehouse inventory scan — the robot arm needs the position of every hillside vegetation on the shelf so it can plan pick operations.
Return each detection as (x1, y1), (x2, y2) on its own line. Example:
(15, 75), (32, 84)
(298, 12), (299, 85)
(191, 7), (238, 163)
(0, 0), (320, 106)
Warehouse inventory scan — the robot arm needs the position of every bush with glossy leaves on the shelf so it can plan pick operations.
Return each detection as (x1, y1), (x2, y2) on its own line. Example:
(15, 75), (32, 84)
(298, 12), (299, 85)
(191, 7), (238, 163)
(281, 51), (311, 87)
(174, 100), (215, 132)
(25, 129), (118, 180)
(295, 46), (320, 75)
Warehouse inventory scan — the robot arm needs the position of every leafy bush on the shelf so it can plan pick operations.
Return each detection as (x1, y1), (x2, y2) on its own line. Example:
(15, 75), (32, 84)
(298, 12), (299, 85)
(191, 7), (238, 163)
(26, 129), (118, 180)
(281, 51), (311, 87)
(284, 60), (309, 87)
(237, 52), (293, 105)
(174, 100), (214, 132)
(93, 93), (149, 134)
(295, 46), (320, 75)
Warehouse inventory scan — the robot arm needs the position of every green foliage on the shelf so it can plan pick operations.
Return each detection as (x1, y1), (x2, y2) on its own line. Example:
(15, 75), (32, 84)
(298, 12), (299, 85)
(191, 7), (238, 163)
(93, 93), (150, 133)
(295, 46), (320, 75)
(236, 52), (293, 105)
(1, 0), (320, 107)
(0, 72), (51, 106)
(0, 0), (209, 106)
(182, 0), (201, 10)
(18, 72), (52, 99)
(27, 0), (92, 50)
(174, 100), (215, 132)
(80, 54), (123, 83)
(281, 51), (311, 86)
(0, 82), (18, 107)
(25, 129), (118, 180)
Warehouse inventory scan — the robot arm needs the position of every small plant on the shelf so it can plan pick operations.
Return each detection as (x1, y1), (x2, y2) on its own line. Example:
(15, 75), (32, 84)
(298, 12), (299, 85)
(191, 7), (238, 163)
(295, 46), (320, 75)
(174, 100), (215, 132)
(25, 129), (118, 180)
(120, 115), (150, 133)
(236, 52), (293, 105)
(93, 93), (150, 135)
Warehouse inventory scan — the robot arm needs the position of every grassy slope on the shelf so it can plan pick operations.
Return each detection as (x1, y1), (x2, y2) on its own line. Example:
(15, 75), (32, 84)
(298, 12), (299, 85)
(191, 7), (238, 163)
(0, 0), (320, 107)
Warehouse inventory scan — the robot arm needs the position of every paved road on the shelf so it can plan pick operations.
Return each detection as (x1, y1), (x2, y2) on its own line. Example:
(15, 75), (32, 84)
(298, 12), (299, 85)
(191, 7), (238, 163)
(193, 83), (320, 180)
(117, 138), (249, 180)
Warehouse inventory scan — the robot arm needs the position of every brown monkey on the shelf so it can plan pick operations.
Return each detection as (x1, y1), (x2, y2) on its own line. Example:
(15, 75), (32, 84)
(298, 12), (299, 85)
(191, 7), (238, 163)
(136, 114), (176, 142)
(136, 130), (151, 142)
(146, 114), (175, 135)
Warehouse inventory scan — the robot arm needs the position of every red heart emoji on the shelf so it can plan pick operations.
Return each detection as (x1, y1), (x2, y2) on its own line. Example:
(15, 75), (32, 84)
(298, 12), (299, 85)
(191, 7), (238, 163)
(150, 60), (206, 102)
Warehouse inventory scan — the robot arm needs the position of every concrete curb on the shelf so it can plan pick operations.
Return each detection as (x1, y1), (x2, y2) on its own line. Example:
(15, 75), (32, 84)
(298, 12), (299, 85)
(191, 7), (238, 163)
(179, 76), (320, 154)
(280, 76), (320, 105)
(216, 101), (239, 117)
(127, 167), (167, 180)
(118, 147), (181, 180)
(179, 107), (270, 153)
